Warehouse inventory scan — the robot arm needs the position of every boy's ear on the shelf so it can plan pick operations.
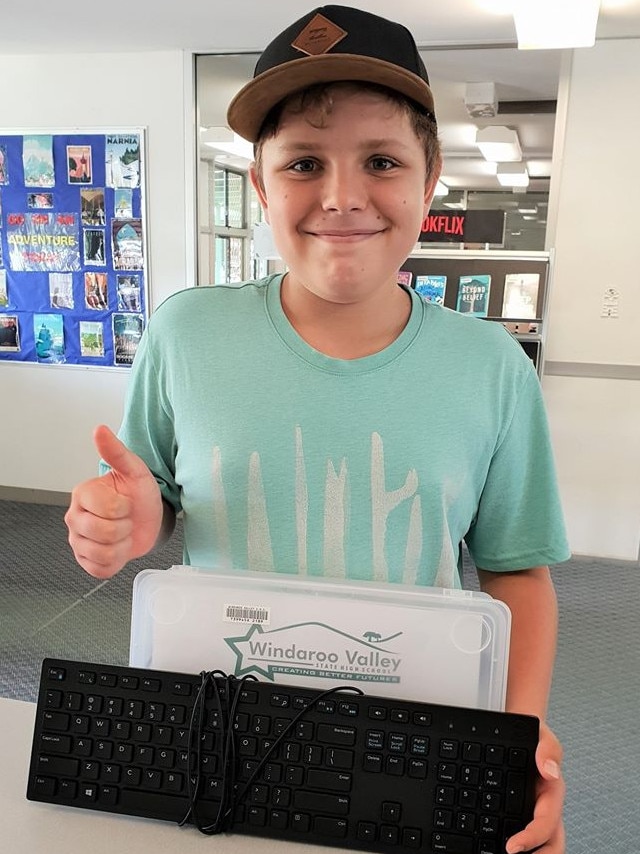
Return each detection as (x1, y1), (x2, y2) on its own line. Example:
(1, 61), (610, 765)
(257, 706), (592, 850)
(423, 158), (443, 217)
(249, 164), (270, 224)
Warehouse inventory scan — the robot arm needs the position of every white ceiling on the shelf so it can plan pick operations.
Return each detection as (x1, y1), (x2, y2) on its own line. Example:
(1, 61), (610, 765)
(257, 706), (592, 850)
(3, 0), (640, 193)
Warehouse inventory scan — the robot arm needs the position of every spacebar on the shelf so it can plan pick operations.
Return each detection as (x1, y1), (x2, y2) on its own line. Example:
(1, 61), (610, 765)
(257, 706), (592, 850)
(119, 789), (190, 822)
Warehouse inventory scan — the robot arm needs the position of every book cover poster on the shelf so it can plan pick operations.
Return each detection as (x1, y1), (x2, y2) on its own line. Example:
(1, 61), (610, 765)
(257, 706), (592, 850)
(84, 228), (106, 266)
(49, 272), (74, 309)
(0, 314), (19, 351)
(23, 135), (55, 187)
(27, 192), (53, 209)
(81, 189), (106, 226)
(34, 313), (65, 363)
(456, 275), (491, 317)
(0, 271), (7, 307)
(502, 273), (540, 319)
(415, 274), (447, 305)
(111, 218), (143, 270)
(80, 321), (105, 358)
(114, 189), (133, 218)
(117, 274), (141, 311)
(84, 271), (108, 310)
(67, 145), (92, 184)
(113, 312), (144, 366)
(397, 270), (413, 287)
(106, 135), (140, 189)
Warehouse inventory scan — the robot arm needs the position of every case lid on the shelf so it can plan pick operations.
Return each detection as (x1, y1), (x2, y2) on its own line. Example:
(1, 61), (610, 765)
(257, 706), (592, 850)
(129, 567), (511, 711)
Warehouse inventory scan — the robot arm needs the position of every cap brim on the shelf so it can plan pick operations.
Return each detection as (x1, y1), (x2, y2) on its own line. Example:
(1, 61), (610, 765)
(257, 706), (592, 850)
(227, 54), (435, 143)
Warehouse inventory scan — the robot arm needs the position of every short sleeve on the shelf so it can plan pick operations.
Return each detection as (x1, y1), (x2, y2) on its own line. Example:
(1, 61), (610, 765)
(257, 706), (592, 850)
(99, 319), (182, 513)
(464, 368), (570, 571)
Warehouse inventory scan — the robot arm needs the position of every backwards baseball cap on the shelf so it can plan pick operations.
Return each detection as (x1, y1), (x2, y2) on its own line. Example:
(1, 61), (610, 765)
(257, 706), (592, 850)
(227, 5), (436, 143)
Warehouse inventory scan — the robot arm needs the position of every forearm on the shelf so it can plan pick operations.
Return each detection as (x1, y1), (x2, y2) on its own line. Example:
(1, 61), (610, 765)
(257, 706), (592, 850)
(150, 498), (177, 552)
(477, 566), (558, 720)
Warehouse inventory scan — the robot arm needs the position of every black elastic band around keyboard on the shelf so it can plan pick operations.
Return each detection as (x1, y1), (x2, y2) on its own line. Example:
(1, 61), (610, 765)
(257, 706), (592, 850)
(27, 658), (539, 854)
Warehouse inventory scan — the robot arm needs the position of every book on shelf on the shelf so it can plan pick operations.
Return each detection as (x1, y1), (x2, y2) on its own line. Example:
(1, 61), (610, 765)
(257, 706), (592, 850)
(415, 274), (447, 305)
(501, 273), (540, 319)
(456, 274), (491, 317)
(397, 270), (413, 287)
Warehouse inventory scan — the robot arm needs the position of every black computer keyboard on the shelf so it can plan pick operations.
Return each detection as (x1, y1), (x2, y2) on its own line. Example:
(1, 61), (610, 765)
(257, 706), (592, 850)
(27, 658), (539, 854)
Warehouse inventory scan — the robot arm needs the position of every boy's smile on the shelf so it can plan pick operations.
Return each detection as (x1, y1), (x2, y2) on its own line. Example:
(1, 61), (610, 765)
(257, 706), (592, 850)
(251, 88), (439, 345)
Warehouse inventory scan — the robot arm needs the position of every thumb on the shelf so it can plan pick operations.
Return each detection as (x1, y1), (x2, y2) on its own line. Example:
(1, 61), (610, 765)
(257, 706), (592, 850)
(536, 723), (563, 781)
(93, 424), (148, 480)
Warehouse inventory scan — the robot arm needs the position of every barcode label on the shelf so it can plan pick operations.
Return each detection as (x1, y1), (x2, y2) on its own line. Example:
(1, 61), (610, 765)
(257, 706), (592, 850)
(224, 603), (270, 625)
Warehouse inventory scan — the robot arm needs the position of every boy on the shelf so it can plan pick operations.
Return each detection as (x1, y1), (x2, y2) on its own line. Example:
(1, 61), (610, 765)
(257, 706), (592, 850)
(65, 6), (569, 852)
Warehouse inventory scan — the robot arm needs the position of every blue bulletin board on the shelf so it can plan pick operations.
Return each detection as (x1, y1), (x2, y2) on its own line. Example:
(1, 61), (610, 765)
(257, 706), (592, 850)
(0, 128), (148, 367)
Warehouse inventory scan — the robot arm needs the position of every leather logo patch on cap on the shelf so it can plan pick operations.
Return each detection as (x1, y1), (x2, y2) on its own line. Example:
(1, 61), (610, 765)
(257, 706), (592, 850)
(292, 12), (347, 56)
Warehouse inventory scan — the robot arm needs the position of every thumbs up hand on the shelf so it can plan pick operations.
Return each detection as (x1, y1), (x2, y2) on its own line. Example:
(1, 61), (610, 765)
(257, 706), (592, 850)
(65, 425), (165, 578)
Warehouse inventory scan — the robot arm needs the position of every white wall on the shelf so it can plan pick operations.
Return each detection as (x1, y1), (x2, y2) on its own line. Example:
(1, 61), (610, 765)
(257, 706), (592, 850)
(0, 51), (192, 493)
(544, 39), (640, 560)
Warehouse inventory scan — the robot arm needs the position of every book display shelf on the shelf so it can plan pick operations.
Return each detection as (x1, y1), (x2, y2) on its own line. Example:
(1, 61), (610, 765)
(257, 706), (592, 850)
(401, 249), (552, 376)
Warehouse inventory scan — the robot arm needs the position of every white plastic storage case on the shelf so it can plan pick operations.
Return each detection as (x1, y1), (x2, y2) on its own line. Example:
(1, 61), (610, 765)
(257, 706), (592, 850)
(129, 566), (511, 711)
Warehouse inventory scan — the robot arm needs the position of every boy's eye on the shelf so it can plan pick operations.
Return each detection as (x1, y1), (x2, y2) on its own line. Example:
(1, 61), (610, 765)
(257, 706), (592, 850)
(369, 156), (397, 171)
(290, 159), (317, 173)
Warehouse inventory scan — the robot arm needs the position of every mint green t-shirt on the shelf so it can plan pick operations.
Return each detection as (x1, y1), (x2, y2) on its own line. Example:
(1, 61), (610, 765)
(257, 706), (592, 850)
(116, 275), (569, 586)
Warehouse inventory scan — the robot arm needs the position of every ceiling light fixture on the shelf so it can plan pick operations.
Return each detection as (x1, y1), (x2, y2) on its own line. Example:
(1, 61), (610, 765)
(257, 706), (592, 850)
(475, 126), (523, 162)
(434, 180), (449, 196)
(496, 162), (530, 188)
(513, 0), (600, 49)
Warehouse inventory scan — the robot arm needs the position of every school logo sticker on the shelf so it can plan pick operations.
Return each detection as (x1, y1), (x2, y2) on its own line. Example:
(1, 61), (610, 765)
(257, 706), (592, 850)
(225, 622), (403, 684)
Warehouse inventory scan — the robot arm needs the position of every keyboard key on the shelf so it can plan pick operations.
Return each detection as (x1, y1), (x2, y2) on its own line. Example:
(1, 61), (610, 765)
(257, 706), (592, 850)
(59, 779), (77, 799)
(357, 821), (376, 841)
(363, 753), (383, 773)
(402, 828), (422, 848)
(338, 702), (358, 717)
(270, 809), (288, 829)
(45, 690), (63, 709)
(381, 801), (401, 822)
(33, 775), (56, 796)
(306, 769), (352, 792)
(37, 755), (79, 777)
(324, 747), (354, 769)
(379, 825), (399, 844)
(408, 758), (428, 779)
(385, 755), (405, 775)
(505, 772), (526, 814)
(316, 723), (356, 746)
(368, 706), (387, 721)
(439, 739), (459, 759)
(366, 729), (385, 750)
(431, 831), (473, 853)
(294, 791), (350, 816)
(390, 708), (409, 724)
(291, 812), (311, 833)
(47, 667), (66, 682)
(314, 816), (348, 838)
(39, 733), (71, 754)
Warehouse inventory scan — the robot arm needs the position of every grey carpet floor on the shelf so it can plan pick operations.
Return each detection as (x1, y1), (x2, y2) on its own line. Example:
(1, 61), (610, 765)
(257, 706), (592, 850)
(1, 499), (638, 852)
